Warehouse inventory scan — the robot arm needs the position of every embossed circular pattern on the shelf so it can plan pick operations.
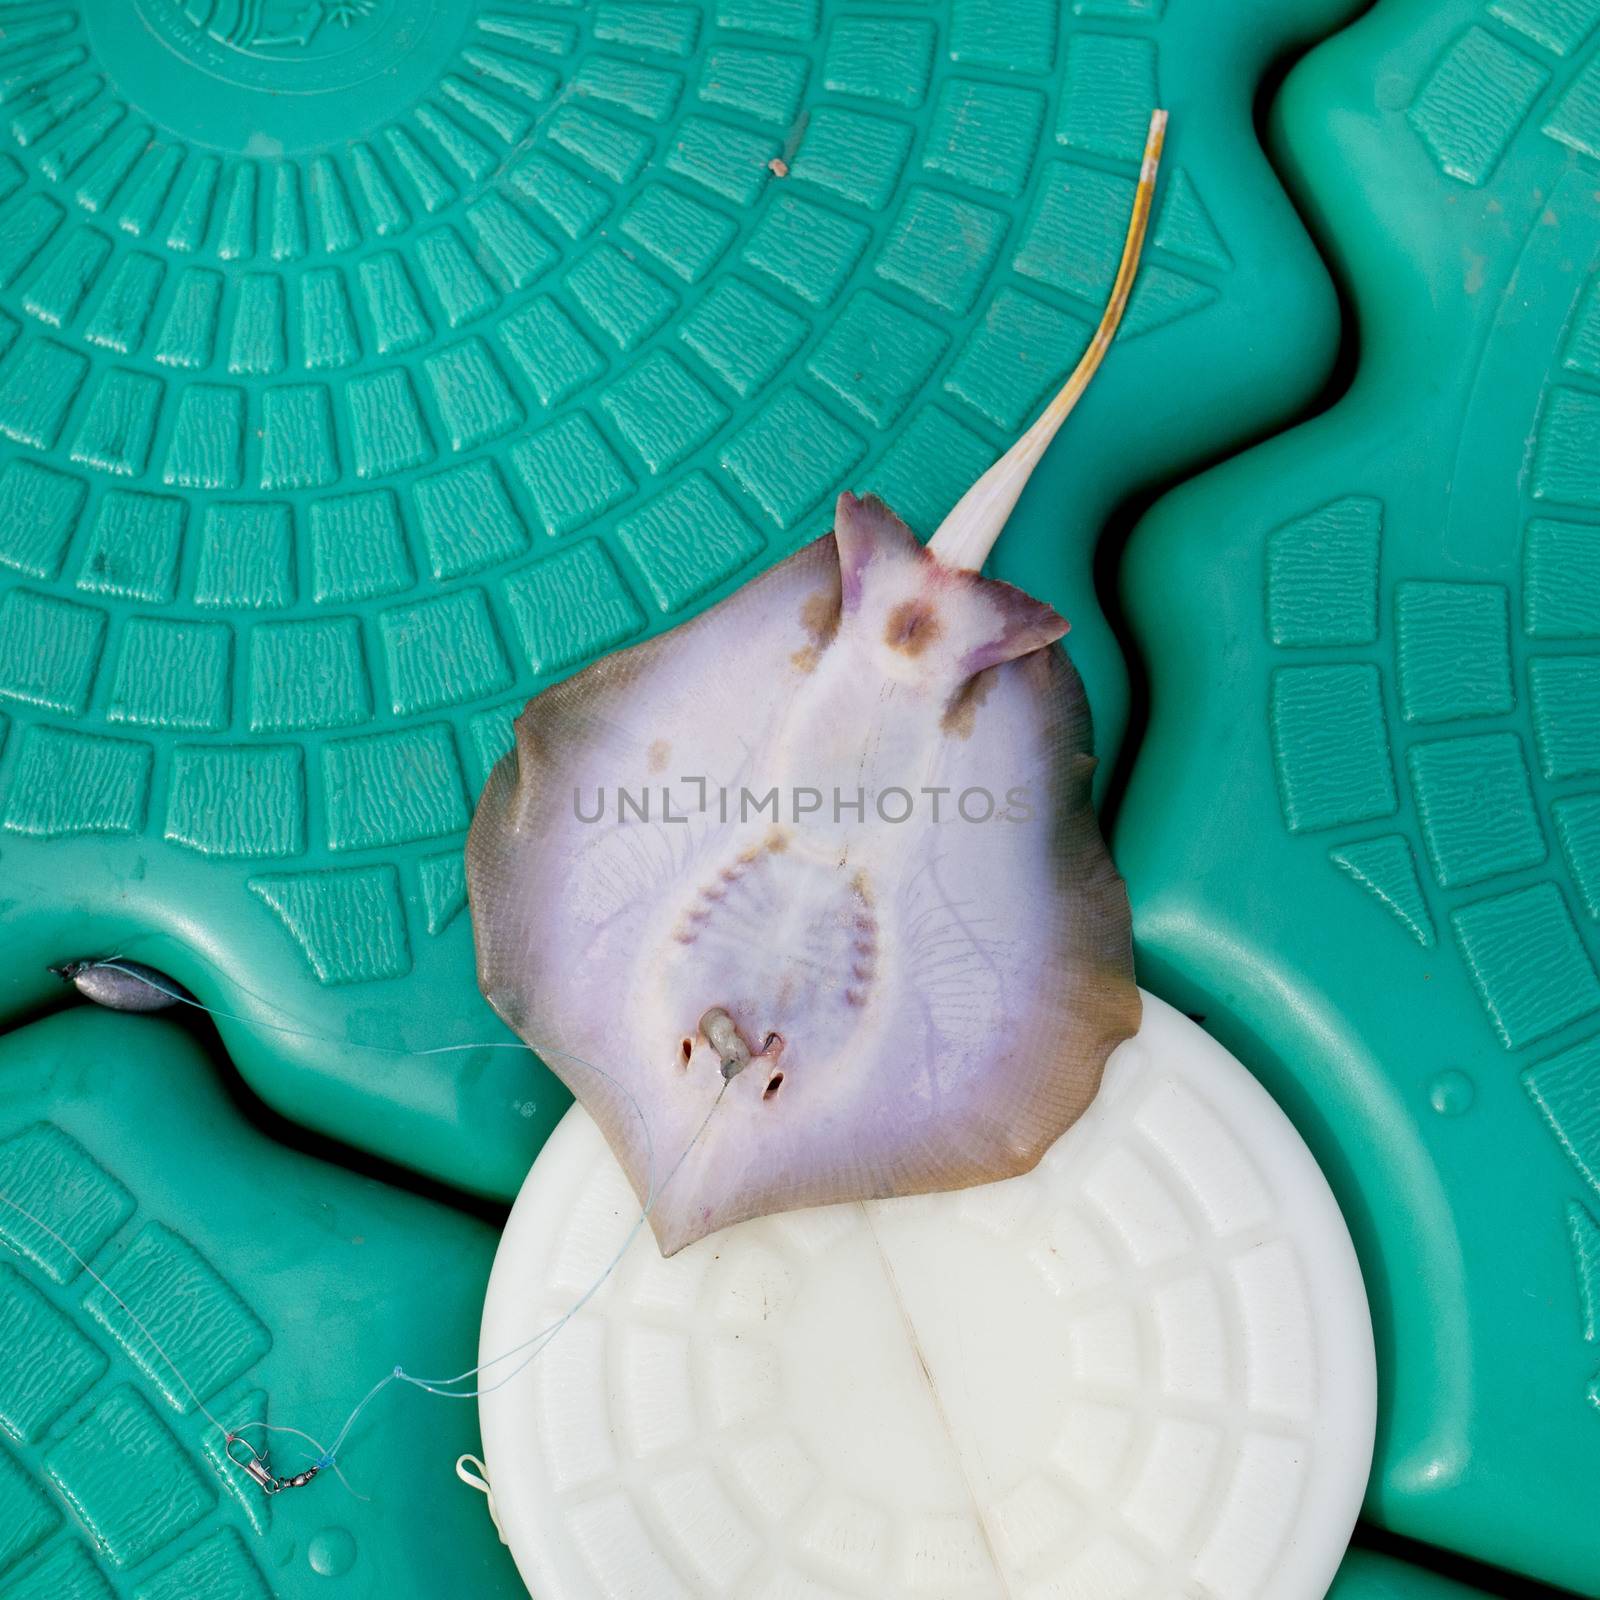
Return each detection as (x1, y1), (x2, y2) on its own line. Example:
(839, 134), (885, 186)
(480, 993), (1375, 1600)
(0, 1), (1226, 906)
(94, 1), (464, 151)
(0, 0), (1317, 1198)
(130, 0), (428, 87)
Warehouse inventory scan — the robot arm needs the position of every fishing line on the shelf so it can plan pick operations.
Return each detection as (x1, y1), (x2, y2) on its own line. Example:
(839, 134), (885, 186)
(3, 956), (728, 1499)
(0, 1190), (237, 1436)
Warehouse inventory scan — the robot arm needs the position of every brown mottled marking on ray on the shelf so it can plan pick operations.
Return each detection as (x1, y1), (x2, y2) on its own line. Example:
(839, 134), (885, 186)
(766, 827), (789, 853)
(884, 598), (942, 656)
(792, 578), (843, 673)
(647, 738), (670, 773)
(801, 582), (841, 644)
(941, 668), (997, 740)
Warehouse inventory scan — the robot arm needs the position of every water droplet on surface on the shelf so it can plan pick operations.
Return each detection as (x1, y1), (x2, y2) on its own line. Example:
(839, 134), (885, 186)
(308, 1527), (356, 1577)
(1428, 1069), (1475, 1116)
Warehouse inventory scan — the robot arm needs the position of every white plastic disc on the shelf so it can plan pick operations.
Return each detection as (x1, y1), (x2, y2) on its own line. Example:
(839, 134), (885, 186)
(479, 991), (1374, 1600)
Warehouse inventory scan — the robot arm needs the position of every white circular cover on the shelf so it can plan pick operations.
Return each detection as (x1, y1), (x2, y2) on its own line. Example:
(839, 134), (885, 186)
(479, 991), (1375, 1600)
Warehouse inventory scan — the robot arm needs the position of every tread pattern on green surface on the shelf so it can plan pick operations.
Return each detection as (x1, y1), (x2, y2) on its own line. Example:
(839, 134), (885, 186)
(1118, 0), (1600, 1591)
(0, 1006), (519, 1598)
(0, 0), (1357, 1199)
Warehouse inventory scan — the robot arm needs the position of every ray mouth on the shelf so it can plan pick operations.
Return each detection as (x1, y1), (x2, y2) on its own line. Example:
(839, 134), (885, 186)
(657, 838), (882, 1098)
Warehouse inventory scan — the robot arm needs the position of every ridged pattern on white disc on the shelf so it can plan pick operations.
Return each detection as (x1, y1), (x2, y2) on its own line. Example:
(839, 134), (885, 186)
(479, 992), (1374, 1600)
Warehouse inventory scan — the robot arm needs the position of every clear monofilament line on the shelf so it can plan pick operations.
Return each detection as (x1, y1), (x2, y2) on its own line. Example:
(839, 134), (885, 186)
(11, 958), (730, 1496)
(399, 1079), (727, 1396)
(90, 957), (558, 1061)
(0, 1191), (237, 1437)
(314, 1077), (727, 1472)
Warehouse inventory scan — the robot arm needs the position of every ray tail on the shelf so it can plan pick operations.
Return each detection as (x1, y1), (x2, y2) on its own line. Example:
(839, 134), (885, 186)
(926, 109), (1168, 575)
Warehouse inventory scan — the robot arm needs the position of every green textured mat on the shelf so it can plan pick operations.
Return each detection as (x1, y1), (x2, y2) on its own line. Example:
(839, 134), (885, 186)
(1118, 0), (1600, 1592)
(0, 0), (1359, 1199)
(0, 1005), (517, 1598)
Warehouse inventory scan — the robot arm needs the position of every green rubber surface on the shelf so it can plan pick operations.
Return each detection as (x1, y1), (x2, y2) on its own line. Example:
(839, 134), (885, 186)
(1328, 1552), (1494, 1600)
(0, 0), (1360, 1200)
(1118, 1), (1600, 1591)
(0, 1005), (517, 1598)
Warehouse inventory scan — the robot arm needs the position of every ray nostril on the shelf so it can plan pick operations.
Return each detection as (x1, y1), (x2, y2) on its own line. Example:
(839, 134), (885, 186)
(679, 1038), (692, 1067)
(760, 1031), (782, 1055)
(763, 1072), (784, 1100)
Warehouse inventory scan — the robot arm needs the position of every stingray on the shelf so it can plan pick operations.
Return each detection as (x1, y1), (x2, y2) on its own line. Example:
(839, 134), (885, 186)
(468, 113), (1167, 1255)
